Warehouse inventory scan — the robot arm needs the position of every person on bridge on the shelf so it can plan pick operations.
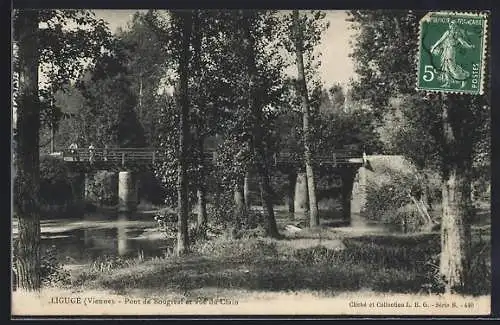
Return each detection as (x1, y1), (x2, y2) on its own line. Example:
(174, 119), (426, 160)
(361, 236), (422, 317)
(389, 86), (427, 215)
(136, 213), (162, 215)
(103, 144), (109, 161)
(69, 142), (79, 161)
(88, 143), (96, 164)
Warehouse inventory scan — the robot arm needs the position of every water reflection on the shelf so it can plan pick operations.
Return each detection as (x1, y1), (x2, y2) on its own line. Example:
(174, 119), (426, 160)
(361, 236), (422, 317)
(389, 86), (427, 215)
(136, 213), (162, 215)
(117, 213), (128, 256)
(38, 211), (174, 264)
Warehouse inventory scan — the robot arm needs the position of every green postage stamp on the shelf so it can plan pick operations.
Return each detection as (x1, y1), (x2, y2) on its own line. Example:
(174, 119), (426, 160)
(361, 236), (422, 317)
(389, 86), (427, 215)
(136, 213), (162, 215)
(417, 11), (488, 95)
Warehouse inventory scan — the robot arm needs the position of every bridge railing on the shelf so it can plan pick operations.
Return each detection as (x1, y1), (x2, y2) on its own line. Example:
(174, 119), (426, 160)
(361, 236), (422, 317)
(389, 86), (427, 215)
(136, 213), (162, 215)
(62, 148), (157, 164)
(62, 148), (363, 166)
(274, 149), (363, 165)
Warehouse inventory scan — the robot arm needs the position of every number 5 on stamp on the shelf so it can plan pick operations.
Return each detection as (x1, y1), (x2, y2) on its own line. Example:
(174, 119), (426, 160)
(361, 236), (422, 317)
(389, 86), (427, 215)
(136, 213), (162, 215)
(416, 11), (488, 95)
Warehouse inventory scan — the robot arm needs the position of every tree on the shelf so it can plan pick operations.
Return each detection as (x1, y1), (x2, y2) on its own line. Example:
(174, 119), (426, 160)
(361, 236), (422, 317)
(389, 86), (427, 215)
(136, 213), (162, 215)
(76, 41), (145, 148)
(118, 13), (169, 147)
(280, 10), (328, 227)
(320, 83), (346, 114)
(41, 85), (85, 153)
(190, 10), (208, 230)
(190, 10), (284, 236)
(313, 108), (383, 156)
(172, 11), (193, 255)
(437, 92), (489, 292)
(12, 9), (111, 291)
(348, 10), (490, 293)
(292, 10), (319, 227)
(13, 10), (41, 291)
(239, 11), (283, 237)
(148, 10), (284, 238)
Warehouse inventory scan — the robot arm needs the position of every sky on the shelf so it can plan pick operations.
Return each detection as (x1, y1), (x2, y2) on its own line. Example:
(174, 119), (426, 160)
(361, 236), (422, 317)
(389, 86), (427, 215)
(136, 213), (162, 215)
(93, 9), (357, 87)
(32, 10), (357, 88)
(14, 10), (358, 127)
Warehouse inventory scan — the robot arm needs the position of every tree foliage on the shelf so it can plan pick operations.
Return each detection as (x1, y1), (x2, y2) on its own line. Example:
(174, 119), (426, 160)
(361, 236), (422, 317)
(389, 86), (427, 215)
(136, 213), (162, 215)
(12, 9), (112, 291)
(39, 156), (73, 205)
(76, 42), (145, 148)
(13, 10), (112, 130)
(348, 10), (490, 170)
(348, 9), (491, 293)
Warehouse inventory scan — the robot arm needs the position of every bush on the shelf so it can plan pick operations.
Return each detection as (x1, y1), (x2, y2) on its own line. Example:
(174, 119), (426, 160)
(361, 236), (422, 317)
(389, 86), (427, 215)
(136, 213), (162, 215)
(293, 245), (337, 265)
(153, 208), (211, 246)
(206, 190), (236, 228)
(40, 245), (72, 287)
(39, 156), (74, 205)
(153, 209), (178, 239)
(363, 167), (441, 232)
(12, 244), (71, 289)
(88, 255), (137, 273)
(85, 171), (118, 206)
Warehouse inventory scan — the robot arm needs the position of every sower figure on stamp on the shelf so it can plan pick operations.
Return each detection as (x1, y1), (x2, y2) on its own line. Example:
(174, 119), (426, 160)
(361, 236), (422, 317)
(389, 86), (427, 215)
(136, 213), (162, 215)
(430, 20), (475, 88)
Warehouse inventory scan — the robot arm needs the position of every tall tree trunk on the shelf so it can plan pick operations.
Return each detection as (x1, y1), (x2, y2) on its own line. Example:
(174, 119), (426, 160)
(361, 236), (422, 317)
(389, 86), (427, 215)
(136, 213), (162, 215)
(50, 95), (55, 154)
(440, 96), (473, 293)
(234, 175), (246, 230)
(287, 170), (297, 219)
(240, 12), (279, 238)
(14, 10), (41, 291)
(176, 11), (192, 256)
(293, 10), (319, 227)
(421, 171), (433, 213)
(50, 123), (55, 153)
(192, 11), (207, 230)
(196, 135), (207, 229)
(138, 75), (143, 118)
(244, 170), (251, 210)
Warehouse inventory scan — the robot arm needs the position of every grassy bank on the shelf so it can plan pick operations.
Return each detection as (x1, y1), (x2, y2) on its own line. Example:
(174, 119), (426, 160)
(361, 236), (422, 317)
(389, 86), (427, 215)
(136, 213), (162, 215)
(66, 228), (490, 299)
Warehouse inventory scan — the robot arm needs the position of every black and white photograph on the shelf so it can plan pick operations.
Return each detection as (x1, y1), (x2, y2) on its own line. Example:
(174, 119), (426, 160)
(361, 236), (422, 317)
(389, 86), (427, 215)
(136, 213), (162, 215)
(11, 9), (491, 316)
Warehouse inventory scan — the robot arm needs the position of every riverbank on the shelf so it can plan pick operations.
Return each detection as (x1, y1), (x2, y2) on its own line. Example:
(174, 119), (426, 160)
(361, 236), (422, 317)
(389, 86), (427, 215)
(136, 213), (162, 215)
(12, 226), (491, 316)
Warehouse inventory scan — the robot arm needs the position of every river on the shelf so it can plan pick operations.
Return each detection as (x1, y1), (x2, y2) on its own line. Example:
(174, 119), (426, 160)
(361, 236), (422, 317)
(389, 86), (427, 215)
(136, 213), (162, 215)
(12, 211), (174, 264)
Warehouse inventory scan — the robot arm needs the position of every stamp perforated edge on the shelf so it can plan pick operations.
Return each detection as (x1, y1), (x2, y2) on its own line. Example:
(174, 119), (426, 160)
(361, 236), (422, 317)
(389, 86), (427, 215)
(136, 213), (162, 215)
(415, 11), (489, 95)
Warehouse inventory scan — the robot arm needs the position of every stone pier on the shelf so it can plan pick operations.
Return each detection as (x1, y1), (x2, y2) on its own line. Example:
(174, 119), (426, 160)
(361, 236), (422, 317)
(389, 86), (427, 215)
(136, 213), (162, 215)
(294, 172), (309, 213)
(340, 168), (356, 226)
(118, 171), (138, 212)
(84, 172), (95, 203)
(351, 166), (368, 215)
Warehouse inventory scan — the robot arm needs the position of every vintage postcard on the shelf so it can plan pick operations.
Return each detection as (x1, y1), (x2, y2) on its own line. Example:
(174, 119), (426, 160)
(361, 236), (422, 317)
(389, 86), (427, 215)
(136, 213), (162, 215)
(11, 9), (491, 317)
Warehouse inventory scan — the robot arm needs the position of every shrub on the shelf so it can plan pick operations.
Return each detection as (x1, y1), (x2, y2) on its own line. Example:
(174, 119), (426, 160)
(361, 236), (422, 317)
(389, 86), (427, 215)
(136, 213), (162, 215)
(40, 245), (72, 287)
(237, 224), (267, 239)
(153, 208), (178, 239)
(293, 245), (337, 265)
(153, 208), (211, 246)
(466, 232), (491, 295)
(85, 171), (118, 206)
(397, 204), (428, 233)
(88, 255), (137, 273)
(205, 189), (245, 230)
(39, 155), (74, 205)
(12, 244), (71, 289)
(363, 167), (441, 232)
